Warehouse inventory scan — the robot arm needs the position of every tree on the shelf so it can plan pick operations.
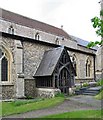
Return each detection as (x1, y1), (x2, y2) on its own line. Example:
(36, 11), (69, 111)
(87, 10), (103, 48)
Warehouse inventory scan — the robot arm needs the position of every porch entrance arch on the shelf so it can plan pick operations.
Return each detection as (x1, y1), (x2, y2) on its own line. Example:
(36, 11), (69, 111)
(58, 67), (70, 94)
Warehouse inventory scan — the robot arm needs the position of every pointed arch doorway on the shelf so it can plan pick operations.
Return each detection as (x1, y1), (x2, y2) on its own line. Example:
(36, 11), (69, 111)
(59, 67), (70, 94)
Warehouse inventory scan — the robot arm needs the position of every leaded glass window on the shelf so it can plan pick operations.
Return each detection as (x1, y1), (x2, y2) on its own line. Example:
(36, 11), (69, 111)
(1, 57), (8, 81)
(0, 49), (9, 81)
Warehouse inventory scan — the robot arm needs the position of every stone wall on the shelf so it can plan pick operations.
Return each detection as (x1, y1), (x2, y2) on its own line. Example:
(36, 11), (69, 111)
(77, 45), (96, 54)
(69, 51), (95, 83)
(1, 36), (25, 99)
(1, 36), (17, 83)
(0, 17), (97, 99)
(95, 46), (103, 80)
(1, 36), (16, 99)
(23, 41), (95, 81)
(1, 85), (14, 99)
(24, 79), (36, 97)
(23, 41), (54, 79)
(37, 88), (61, 98)
(0, 19), (77, 49)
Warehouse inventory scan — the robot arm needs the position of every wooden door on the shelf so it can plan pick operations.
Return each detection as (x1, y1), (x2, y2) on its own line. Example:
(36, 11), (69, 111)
(59, 68), (69, 94)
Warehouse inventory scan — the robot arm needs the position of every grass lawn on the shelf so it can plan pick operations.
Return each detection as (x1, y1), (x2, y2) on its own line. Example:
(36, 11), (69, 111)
(42, 110), (103, 118)
(1, 97), (64, 117)
(95, 89), (103, 100)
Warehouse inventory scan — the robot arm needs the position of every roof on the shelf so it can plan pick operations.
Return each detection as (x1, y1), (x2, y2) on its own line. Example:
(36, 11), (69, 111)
(34, 47), (64, 77)
(70, 35), (98, 50)
(1, 8), (71, 39)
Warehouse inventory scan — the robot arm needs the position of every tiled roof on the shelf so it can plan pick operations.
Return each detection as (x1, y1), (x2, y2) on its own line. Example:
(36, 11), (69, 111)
(34, 47), (64, 77)
(1, 8), (71, 39)
(70, 35), (98, 50)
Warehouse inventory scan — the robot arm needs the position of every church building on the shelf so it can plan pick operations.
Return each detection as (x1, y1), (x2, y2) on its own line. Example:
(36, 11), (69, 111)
(0, 8), (103, 99)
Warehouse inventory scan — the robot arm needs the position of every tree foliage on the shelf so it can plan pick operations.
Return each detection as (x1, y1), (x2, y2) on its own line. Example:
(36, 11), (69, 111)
(87, 10), (103, 48)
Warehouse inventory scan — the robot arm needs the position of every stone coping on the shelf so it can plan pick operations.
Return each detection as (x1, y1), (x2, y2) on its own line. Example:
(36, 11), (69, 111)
(0, 82), (14, 86)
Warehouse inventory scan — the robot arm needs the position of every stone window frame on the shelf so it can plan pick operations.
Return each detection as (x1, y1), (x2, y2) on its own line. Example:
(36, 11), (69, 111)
(35, 32), (40, 40)
(55, 37), (59, 45)
(8, 25), (14, 34)
(86, 57), (91, 77)
(71, 54), (77, 77)
(0, 45), (13, 85)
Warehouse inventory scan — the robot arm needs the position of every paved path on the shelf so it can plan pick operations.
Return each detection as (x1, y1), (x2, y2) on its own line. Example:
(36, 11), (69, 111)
(3, 95), (102, 118)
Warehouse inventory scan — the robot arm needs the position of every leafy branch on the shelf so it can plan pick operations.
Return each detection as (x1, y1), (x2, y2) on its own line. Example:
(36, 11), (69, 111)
(87, 10), (103, 48)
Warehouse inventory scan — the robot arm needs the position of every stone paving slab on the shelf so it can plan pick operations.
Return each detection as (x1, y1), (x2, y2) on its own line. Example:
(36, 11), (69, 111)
(88, 86), (102, 91)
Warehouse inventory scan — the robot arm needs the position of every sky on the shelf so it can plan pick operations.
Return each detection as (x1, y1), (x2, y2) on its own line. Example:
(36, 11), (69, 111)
(0, 0), (101, 42)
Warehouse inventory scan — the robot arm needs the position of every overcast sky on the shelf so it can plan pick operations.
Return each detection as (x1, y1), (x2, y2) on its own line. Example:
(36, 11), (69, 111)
(0, 0), (101, 42)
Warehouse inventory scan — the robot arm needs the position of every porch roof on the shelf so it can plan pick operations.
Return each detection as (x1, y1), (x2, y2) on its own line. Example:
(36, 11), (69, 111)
(34, 47), (64, 77)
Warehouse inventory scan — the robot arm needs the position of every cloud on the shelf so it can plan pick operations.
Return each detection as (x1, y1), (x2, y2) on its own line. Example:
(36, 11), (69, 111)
(41, 0), (67, 16)
(0, 0), (101, 41)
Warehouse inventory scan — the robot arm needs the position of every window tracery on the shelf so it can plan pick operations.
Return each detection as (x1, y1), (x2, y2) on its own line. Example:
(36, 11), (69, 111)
(0, 47), (12, 82)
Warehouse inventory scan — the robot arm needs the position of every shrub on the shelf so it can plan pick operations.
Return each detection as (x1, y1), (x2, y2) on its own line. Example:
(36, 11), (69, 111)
(75, 85), (81, 90)
(25, 96), (33, 99)
(55, 93), (65, 98)
(96, 79), (103, 86)
(82, 82), (89, 87)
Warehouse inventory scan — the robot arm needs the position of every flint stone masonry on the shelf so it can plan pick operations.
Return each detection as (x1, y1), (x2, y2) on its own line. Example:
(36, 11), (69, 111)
(1, 85), (14, 99)
(23, 41), (95, 80)
(1, 36), (16, 83)
(0, 19), (77, 49)
(1, 35), (96, 99)
(24, 79), (36, 97)
(69, 51), (94, 82)
(23, 41), (54, 79)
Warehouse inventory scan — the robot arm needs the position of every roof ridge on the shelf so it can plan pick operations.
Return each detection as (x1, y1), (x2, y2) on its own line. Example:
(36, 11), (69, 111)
(1, 8), (61, 30)
(1, 8), (71, 39)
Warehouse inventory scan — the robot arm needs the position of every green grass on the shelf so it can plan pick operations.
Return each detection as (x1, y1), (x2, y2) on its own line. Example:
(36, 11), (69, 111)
(95, 89), (103, 100)
(1, 97), (64, 117)
(43, 110), (103, 118)
(0, 102), (2, 116)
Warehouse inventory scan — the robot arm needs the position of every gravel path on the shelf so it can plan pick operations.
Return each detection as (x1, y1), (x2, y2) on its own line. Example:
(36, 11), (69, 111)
(3, 95), (102, 118)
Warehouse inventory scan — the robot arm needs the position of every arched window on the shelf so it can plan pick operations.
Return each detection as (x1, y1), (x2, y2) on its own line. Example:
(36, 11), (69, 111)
(55, 37), (59, 45)
(0, 47), (12, 82)
(1, 57), (8, 81)
(86, 58), (91, 77)
(35, 32), (40, 40)
(8, 25), (14, 34)
(71, 55), (77, 76)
